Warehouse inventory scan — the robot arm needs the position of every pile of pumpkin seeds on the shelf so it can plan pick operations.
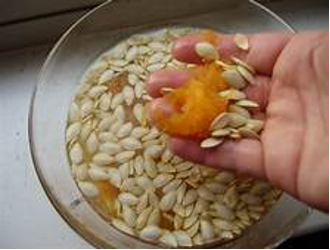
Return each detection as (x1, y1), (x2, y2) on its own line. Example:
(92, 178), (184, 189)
(66, 27), (281, 247)
(194, 34), (264, 149)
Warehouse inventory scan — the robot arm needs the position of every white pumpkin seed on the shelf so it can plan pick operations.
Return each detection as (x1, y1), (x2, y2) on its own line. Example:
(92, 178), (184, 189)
(99, 142), (121, 155)
(97, 115), (113, 131)
(136, 192), (149, 214)
(118, 192), (139, 206)
(234, 34), (249, 51)
(200, 137), (224, 148)
(122, 205), (137, 227)
(153, 173), (174, 188)
(210, 112), (231, 130)
(120, 137), (142, 150)
(113, 105), (126, 121)
(72, 163), (89, 181)
(147, 208), (161, 225)
(86, 132), (99, 154)
(125, 46), (139, 62)
(118, 163), (130, 179)
(116, 151), (135, 163)
(144, 145), (163, 159)
(194, 198), (209, 214)
(108, 168), (122, 188)
(123, 86), (135, 105)
(173, 230), (192, 247)
(66, 122), (82, 143)
(128, 73), (139, 86)
(231, 56), (255, 74)
(141, 128), (160, 142)
(213, 203), (235, 221)
(229, 104), (251, 119)
(237, 65), (255, 85)
(110, 119), (123, 134)
(236, 99), (259, 109)
(70, 142), (84, 164)
(80, 99), (94, 118)
(69, 102), (81, 122)
(228, 113), (248, 128)
(117, 123), (134, 141)
(212, 219), (235, 231)
(211, 128), (230, 137)
(187, 220), (200, 238)
(99, 93), (112, 111)
(219, 89), (246, 101)
(238, 127), (260, 139)
(195, 42), (218, 61)
(130, 127), (149, 139)
(147, 63), (165, 72)
(136, 206), (153, 229)
(111, 93), (124, 109)
(176, 182), (187, 204)
(159, 191), (177, 211)
(133, 103), (144, 123)
(183, 214), (199, 229)
(134, 82), (144, 99)
(160, 231), (178, 247)
(246, 119), (264, 133)
(161, 149), (173, 163)
(112, 218), (135, 235)
(140, 225), (162, 240)
(78, 181), (99, 198)
(162, 179), (182, 193)
(88, 85), (107, 98)
(182, 189), (198, 206)
(197, 186), (215, 201)
(204, 182), (226, 194)
(200, 220), (214, 241)
(80, 120), (92, 141)
(221, 69), (247, 90)
(93, 153), (115, 165)
(136, 175), (155, 191)
(144, 157), (158, 178)
(88, 167), (109, 181)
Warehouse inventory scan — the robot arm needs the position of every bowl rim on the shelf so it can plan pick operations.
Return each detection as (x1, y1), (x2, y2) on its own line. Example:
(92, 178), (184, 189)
(28, 0), (307, 248)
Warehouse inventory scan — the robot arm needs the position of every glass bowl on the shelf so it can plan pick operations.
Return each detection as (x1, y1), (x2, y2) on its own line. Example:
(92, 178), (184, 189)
(29, 0), (310, 248)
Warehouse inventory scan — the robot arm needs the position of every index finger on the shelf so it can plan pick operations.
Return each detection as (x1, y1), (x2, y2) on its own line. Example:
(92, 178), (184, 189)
(172, 32), (293, 75)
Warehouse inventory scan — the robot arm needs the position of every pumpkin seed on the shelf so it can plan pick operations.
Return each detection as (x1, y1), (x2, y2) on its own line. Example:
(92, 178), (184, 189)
(88, 167), (109, 181)
(78, 181), (99, 198)
(147, 208), (161, 225)
(159, 231), (178, 247)
(210, 112), (230, 130)
(195, 42), (218, 61)
(118, 193), (139, 206)
(136, 206), (153, 229)
(200, 137), (224, 148)
(86, 132), (99, 154)
(122, 205), (137, 227)
(229, 104), (251, 118)
(66, 122), (82, 143)
(197, 186), (215, 201)
(159, 191), (177, 211)
(136, 192), (149, 214)
(70, 142), (84, 164)
(140, 225), (162, 240)
(237, 65), (255, 85)
(231, 56), (255, 74)
(200, 219), (214, 241)
(173, 230), (192, 247)
(153, 173), (174, 188)
(221, 69), (247, 89)
(112, 218), (135, 236)
(238, 127), (260, 139)
(116, 151), (135, 163)
(234, 33), (249, 51)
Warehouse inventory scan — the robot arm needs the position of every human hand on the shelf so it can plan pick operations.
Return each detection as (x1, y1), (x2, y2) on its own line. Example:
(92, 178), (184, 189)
(146, 31), (329, 211)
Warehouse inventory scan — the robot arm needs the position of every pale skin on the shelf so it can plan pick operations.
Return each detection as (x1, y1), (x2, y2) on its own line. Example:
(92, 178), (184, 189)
(146, 32), (329, 211)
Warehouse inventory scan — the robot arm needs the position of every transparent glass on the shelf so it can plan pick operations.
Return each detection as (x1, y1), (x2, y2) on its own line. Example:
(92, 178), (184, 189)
(29, 0), (309, 248)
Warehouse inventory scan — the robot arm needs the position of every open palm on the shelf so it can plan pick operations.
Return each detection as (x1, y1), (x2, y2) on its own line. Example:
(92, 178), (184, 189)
(146, 32), (329, 211)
